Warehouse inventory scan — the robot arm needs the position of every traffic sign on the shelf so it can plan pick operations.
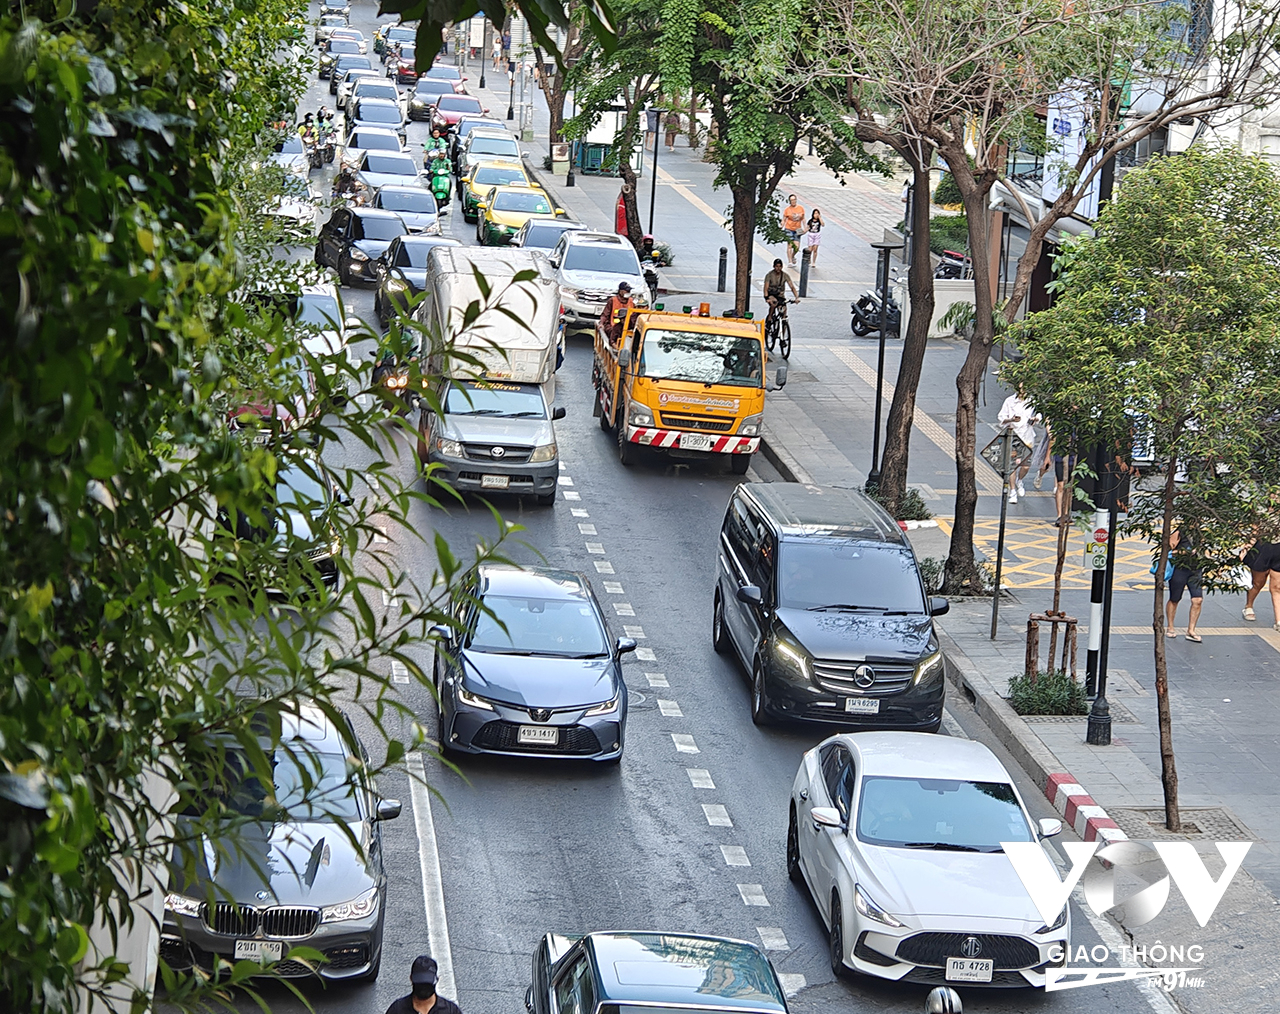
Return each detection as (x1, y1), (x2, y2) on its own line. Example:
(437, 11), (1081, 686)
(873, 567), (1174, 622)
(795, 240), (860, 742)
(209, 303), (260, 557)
(1093, 527), (1109, 544)
(1085, 542), (1107, 570)
(980, 432), (1033, 478)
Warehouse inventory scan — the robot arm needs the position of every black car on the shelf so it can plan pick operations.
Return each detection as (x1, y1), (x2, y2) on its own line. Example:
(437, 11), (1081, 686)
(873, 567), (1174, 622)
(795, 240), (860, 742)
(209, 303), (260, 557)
(328, 54), (372, 94)
(161, 705), (400, 982)
(319, 37), (362, 77)
(713, 483), (949, 730)
(407, 77), (454, 120)
(373, 234), (461, 326)
(433, 566), (635, 762)
(315, 207), (407, 286)
(349, 97), (406, 144)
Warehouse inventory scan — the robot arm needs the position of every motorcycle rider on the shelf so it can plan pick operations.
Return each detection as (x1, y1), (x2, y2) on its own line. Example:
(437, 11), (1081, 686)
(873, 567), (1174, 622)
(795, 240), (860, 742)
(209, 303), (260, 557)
(385, 955), (462, 1014)
(423, 125), (449, 164)
(297, 112), (317, 145)
(762, 258), (798, 328)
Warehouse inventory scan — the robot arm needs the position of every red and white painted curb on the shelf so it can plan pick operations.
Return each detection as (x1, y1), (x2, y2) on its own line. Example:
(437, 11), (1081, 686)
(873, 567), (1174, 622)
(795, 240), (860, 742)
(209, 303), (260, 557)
(1045, 772), (1128, 844)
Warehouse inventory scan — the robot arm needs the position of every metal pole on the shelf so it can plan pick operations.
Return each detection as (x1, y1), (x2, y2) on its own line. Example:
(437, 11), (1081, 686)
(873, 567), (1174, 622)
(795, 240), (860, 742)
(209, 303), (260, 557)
(479, 20), (489, 90)
(507, 60), (515, 120)
(1087, 459), (1119, 746)
(1084, 443), (1106, 696)
(648, 109), (661, 235)
(799, 247), (810, 297)
(867, 243), (900, 487)
(717, 247), (727, 292)
(991, 430), (1012, 639)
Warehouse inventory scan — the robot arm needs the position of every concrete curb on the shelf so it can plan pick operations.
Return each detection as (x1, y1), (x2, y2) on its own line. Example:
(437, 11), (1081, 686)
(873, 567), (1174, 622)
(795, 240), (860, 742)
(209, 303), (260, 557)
(759, 434), (813, 485)
(939, 629), (1128, 844)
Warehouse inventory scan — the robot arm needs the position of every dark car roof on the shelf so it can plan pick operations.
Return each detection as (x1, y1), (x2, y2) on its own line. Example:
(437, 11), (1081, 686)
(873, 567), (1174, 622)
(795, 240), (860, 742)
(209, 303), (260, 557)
(740, 483), (905, 544)
(477, 564), (592, 601)
(585, 933), (786, 1012)
(352, 207), (407, 224)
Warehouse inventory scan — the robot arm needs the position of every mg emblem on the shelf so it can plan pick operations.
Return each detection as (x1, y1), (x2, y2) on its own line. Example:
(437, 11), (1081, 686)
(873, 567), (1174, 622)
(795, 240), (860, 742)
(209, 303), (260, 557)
(960, 936), (983, 959)
(490, 446), (506, 458)
(853, 665), (876, 688)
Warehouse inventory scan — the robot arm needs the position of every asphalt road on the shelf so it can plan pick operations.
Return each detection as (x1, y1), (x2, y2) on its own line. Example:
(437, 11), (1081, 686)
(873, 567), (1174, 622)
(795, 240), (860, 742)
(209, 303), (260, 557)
(222, 8), (1171, 1014)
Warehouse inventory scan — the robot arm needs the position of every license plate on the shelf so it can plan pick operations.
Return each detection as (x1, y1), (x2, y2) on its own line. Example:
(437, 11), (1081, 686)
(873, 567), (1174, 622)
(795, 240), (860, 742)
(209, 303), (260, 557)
(946, 957), (993, 983)
(481, 474), (510, 489)
(680, 432), (714, 451)
(518, 725), (559, 745)
(235, 940), (284, 964)
(845, 697), (881, 714)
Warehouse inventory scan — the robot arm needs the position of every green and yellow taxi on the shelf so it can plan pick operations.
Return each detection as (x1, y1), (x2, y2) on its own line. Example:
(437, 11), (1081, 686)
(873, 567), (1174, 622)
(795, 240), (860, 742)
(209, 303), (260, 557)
(459, 160), (537, 222)
(475, 185), (566, 246)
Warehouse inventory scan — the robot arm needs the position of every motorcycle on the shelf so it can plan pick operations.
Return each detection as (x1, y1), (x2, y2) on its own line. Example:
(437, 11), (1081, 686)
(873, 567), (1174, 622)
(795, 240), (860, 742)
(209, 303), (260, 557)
(426, 152), (451, 206)
(934, 248), (971, 279)
(850, 287), (902, 339)
(304, 136), (323, 170)
(643, 251), (660, 306)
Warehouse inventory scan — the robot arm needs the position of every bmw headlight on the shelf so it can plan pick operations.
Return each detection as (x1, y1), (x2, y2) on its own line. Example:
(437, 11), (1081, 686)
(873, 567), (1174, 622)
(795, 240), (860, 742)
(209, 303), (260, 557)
(738, 412), (763, 436)
(436, 437), (463, 457)
(854, 884), (904, 928)
(628, 405), (654, 426)
(773, 638), (811, 681)
(456, 686), (495, 711)
(164, 893), (203, 919)
(529, 442), (558, 463)
(386, 276), (407, 291)
(914, 650), (944, 686)
(321, 886), (379, 923)
(349, 248), (369, 262)
(1035, 905), (1069, 934)
(584, 693), (619, 716)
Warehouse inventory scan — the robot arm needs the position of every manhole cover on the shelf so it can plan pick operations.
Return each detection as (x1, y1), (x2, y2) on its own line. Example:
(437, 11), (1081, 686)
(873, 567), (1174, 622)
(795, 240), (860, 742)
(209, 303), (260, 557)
(1111, 807), (1258, 841)
(1021, 698), (1139, 724)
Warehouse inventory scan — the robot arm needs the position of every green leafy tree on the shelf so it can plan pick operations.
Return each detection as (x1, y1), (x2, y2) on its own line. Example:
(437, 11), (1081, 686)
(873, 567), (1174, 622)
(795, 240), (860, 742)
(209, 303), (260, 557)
(1005, 148), (1280, 831)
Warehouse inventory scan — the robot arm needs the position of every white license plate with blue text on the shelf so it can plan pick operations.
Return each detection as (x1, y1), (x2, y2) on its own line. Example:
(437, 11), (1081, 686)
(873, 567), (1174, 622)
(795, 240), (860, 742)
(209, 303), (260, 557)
(845, 697), (880, 714)
(518, 726), (559, 745)
(235, 940), (283, 964)
(946, 957), (993, 982)
(680, 432), (714, 452)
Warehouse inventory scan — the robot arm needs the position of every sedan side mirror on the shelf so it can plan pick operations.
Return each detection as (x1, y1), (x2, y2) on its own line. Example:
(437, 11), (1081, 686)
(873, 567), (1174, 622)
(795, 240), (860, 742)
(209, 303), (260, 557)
(615, 636), (637, 655)
(929, 596), (950, 617)
(768, 364), (788, 391)
(375, 798), (403, 821)
(552, 406), (566, 420)
(811, 806), (844, 831)
(1038, 818), (1063, 838)
(554, 207), (566, 216)
(735, 584), (762, 605)
(430, 623), (453, 643)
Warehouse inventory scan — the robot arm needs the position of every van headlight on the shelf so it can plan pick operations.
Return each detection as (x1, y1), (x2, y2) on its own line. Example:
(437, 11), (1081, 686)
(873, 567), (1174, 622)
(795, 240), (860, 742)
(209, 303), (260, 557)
(436, 437), (463, 457)
(321, 886), (379, 923)
(914, 650), (944, 686)
(529, 442), (557, 462)
(772, 638), (810, 681)
(738, 413), (763, 436)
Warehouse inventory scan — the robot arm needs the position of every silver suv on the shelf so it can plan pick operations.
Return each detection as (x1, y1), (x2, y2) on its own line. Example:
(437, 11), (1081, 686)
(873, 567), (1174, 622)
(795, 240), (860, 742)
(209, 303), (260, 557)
(549, 231), (648, 329)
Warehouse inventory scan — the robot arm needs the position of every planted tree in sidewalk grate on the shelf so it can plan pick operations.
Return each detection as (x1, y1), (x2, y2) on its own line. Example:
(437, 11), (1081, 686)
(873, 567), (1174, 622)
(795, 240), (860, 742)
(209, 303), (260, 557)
(810, 0), (1280, 574)
(1004, 148), (1280, 832)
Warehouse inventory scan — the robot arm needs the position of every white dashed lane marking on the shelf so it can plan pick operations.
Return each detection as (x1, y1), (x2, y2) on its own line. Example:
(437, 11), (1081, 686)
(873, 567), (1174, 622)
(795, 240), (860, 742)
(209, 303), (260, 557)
(564, 491), (581, 501)
(585, 542), (605, 554)
(594, 561), (615, 574)
(720, 845), (750, 866)
(578, 523), (597, 535)
(391, 661), (410, 684)
(603, 581), (624, 594)
(644, 672), (668, 687)
(571, 508), (590, 518)
(686, 768), (715, 789)
(613, 602), (636, 616)
(657, 699), (683, 717)
(757, 927), (789, 951)
(671, 733), (699, 753)
(373, 525), (389, 544)
(702, 804), (733, 827)
(635, 647), (656, 660)
(777, 974), (806, 998)
(623, 625), (646, 638)
(559, 476), (575, 486)
(737, 884), (769, 906)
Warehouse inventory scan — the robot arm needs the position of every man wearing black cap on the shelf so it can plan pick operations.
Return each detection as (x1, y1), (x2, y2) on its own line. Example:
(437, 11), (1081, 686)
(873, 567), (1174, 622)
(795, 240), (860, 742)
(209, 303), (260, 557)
(385, 954), (463, 1014)
(599, 281), (636, 346)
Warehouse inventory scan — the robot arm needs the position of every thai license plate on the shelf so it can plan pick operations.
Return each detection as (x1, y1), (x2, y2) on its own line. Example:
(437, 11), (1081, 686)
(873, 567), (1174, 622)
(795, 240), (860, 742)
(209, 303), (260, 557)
(845, 697), (881, 714)
(235, 940), (283, 964)
(481, 474), (509, 489)
(680, 432), (714, 451)
(518, 725), (559, 745)
(946, 957), (993, 983)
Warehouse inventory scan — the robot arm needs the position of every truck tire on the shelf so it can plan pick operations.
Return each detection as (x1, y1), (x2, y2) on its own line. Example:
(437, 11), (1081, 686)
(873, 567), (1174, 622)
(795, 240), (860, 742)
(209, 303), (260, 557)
(598, 392), (613, 432)
(616, 402), (636, 465)
(729, 453), (751, 475)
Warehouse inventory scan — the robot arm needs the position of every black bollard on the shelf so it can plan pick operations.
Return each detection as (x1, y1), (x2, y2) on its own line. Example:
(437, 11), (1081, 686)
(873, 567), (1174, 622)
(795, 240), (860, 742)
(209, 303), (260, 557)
(799, 248), (810, 297)
(717, 247), (727, 292)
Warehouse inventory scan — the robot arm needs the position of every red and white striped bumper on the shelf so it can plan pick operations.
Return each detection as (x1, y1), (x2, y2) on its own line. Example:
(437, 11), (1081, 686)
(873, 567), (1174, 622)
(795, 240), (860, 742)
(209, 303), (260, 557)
(627, 427), (759, 454)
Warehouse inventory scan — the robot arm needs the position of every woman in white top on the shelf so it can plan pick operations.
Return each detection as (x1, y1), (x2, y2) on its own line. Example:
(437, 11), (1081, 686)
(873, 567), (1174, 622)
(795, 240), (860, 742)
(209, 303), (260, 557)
(997, 387), (1039, 504)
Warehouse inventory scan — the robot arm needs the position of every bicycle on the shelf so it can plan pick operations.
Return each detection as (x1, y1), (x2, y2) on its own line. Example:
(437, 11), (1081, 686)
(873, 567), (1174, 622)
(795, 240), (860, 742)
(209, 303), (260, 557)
(764, 298), (797, 359)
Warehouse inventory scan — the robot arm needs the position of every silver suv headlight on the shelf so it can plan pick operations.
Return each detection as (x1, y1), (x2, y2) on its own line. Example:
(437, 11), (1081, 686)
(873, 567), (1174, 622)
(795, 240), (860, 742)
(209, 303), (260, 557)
(436, 437), (463, 458)
(164, 893), (202, 919)
(529, 442), (557, 462)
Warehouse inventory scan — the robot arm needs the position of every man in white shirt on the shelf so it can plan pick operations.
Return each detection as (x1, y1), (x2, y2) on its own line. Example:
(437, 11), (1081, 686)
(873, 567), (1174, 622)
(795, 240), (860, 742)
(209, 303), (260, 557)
(997, 387), (1038, 504)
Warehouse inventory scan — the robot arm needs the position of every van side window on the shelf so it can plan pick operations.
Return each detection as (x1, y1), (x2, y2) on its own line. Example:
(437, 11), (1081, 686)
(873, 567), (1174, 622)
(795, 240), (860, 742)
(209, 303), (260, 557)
(723, 498), (753, 574)
(753, 528), (776, 599)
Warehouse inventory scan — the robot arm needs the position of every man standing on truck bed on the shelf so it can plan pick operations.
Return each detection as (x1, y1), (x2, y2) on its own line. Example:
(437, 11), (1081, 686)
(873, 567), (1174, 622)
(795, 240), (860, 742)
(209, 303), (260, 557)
(599, 282), (635, 345)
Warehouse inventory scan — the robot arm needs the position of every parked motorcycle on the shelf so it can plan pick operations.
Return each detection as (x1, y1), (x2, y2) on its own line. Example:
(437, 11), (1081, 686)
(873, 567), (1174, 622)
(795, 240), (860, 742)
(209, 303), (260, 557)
(850, 287), (902, 339)
(934, 248), (971, 279)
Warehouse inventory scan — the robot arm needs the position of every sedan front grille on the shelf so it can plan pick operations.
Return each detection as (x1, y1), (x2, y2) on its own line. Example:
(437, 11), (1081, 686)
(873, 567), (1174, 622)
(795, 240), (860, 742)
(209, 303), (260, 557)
(471, 721), (602, 755)
(812, 659), (915, 695)
(261, 906), (320, 939)
(462, 443), (533, 464)
(896, 933), (1041, 971)
(658, 413), (735, 432)
(205, 903), (260, 937)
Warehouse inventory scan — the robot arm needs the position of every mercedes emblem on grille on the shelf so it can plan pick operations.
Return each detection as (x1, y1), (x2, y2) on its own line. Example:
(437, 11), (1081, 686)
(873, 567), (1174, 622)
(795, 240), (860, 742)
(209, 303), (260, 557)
(529, 708), (551, 722)
(490, 445), (506, 458)
(960, 936), (983, 958)
(853, 664), (877, 688)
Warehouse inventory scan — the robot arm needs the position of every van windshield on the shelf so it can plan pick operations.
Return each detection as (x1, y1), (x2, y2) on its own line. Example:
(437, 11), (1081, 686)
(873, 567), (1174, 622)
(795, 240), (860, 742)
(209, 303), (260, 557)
(777, 542), (926, 613)
(638, 329), (762, 388)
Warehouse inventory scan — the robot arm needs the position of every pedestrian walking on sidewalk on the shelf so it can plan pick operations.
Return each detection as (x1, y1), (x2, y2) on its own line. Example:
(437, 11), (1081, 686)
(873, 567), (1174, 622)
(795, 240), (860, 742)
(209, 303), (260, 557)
(664, 109), (681, 150)
(644, 107), (659, 151)
(386, 955), (462, 1014)
(1240, 529), (1280, 629)
(492, 35), (502, 69)
(996, 386), (1037, 504)
(1165, 527), (1204, 641)
(803, 209), (823, 266)
(781, 194), (806, 266)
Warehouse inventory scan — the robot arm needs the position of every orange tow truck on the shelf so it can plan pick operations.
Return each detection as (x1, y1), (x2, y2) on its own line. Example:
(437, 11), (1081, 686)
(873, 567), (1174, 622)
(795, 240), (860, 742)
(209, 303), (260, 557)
(592, 302), (787, 472)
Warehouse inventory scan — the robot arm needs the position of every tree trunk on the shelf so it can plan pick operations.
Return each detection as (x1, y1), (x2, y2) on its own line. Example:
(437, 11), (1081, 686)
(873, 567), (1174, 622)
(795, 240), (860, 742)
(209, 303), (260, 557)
(619, 161), (644, 251)
(944, 170), (997, 594)
(876, 160), (934, 516)
(1154, 451), (1181, 832)
(731, 182), (757, 316)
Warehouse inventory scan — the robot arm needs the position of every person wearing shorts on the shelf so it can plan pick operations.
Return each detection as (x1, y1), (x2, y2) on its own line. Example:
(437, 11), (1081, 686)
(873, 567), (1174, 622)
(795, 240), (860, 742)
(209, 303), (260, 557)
(1052, 452), (1076, 526)
(781, 194), (806, 266)
(1242, 537), (1280, 629)
(1166, 528), (1203, 641)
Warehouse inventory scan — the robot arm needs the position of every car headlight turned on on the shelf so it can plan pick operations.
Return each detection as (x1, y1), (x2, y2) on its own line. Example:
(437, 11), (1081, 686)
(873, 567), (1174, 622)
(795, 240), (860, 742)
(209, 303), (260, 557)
(349, 248), (369, 261)
(1035, 905), (1069, 934)
(164, 893), (203, 919)
(456, 686), (495, 711)
(529, 442), (557, 462)
(436, 437), (463, 457)
(738, 412), (763, 436)
(321, 886), (378, 924)
(628, 406), (653, 426)
(584, 693), (619, 716)
(914, 650), (944, 686)
(773, 638), (811, 681)
(854, 883), (904, 928)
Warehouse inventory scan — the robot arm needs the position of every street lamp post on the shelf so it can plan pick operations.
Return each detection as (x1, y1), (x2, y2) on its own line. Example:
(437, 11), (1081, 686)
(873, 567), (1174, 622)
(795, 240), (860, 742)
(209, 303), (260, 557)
(648, 108), (664, 235)
(479, 20), (489, 90)
(1087, 453), (1121, 746)
(867, 241), (903, 490)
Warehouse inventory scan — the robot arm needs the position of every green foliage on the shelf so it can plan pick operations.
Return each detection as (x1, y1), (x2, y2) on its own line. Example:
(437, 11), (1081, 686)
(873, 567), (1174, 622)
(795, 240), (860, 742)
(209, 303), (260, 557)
(929, 213), (969, 253)
(1006, 148), (1280, 584)
(868, 484), (933, 521)
(918, 557), (944, 594)
(933, 172), (962, 207)
(1008, 670), (1089, 716)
